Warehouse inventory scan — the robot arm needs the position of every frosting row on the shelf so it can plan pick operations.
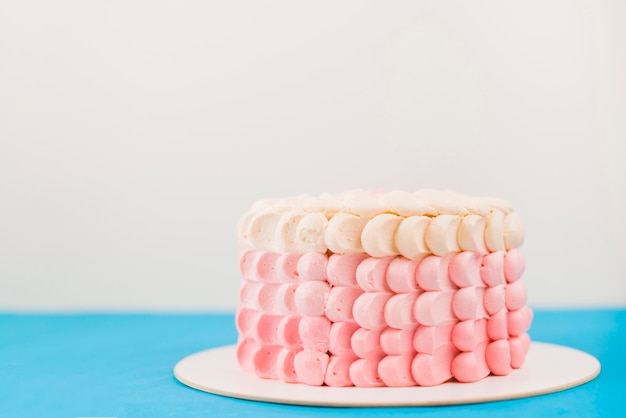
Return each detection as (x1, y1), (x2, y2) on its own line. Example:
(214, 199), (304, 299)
(239, 246), (525, 288)
(239, 249), (527, 324)
(239, 280), (529, 331)
(239, 209), (524, 258)
(236, 313), (532, 386)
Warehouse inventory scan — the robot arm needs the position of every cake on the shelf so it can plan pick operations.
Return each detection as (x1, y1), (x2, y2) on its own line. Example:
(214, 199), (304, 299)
(235, 189), (532, 387)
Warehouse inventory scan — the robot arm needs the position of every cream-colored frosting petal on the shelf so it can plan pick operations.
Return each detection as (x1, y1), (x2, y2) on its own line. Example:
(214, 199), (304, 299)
(395, 216), (431, 260)
(425, 214), (462, 256)
(325, 213), (367, 254)
(295, 212), (328, 253)
(458, 214), (487, 254)
(361, 213), (403, 257)
(485, 210), (506, 252)
(504, 212), (525, 250)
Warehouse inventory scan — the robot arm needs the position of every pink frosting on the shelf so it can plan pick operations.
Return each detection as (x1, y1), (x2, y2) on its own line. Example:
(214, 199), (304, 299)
(238, 280), (261, 309)
(252, 344), (282, 379)
(452, 319), (488, 352)
(487, 309), (508, 341)
(356, 256), (394, 292)
(508, 306), (533, 336)
(324, 286), (363, 323)
(484, 285), (506, 315)
(416, 254), (457, 291)
(236, 338), (256, 372)
(325, 356), (355, 387)
(329, 322), (360, 356)
(239, 249), (260, 281)
(386, 257), (420, 293)
(412, 343), (458, 386)
(380, 327), (416, 355)
(299, 316), (331, 352)
(412, 320), (456, 354)
(253, 313), (282, 345)
(452, 287), (488, 321)
(293, 281), (331, 317)
(414, 291), (456, 326)
(486, 339), (513, 376)
(277, 315), (302, 349)
(510, 333), (531, 368)
(353, 292), (392, 330)
(276, 252), (302, 282)
(349, 358), (384, 387)
(276, 348), (299, 383)
(384, 292), (420, 330)
(255, 252), (281, 282)
(238, 246), (532, 387)
(257, 283), (281, 314)
(350, 328), (384, 359)
(294, 349), (329, 386)
(505, 280), (528, 311)
(378, 354), (416, 387)
(326, 253), (367, 287)
(275, 283), (298, 315)
(451, 341), (490, 383)
(504, 248), (525, 282)
(235, 307), (257, 337)
(449, 251), (483, 288)
(297, 252), (329, 281)
(480, 251), (506, 287)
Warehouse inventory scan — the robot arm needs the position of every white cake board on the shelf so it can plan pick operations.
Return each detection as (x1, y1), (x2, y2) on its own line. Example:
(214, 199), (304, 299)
(173, 342), (600, 407)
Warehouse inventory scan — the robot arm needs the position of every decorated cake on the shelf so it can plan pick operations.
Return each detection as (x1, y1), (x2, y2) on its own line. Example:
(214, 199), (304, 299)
(235, 190), (532, 387)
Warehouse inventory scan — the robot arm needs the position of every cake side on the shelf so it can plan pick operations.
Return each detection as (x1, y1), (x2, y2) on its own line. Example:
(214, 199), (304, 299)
(235, 190), (532, 387)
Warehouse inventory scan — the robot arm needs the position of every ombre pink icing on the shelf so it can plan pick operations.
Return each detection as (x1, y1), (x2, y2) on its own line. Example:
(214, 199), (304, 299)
(351, 328), (384, 359)
(324, 286), (363, 323)
(356, 257), (393, 292)
(325, 355), (355, 387)
(297, 252), (328, 281)
(349, 358), (384, 387)
(412, 343), (459, 386)
(386, 257), (420, 293)
(329, 322), (359, 356)
(327, 253), (367, 287)
(235, 190), (532, 387)
(378, 354), (416, 386)
(380, 327), (416, 355)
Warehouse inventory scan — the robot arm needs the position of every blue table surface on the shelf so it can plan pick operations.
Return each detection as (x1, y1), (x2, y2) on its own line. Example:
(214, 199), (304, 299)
(1, 309), (624, 418)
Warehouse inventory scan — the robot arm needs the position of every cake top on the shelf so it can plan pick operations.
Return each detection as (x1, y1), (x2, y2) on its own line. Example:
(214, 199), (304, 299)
(238, 189), (524, 257)
(246, 189), (513, 218)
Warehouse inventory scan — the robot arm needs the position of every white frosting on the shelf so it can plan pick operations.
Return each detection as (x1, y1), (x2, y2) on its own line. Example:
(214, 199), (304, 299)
(274, 210), (305, 253)
(485, 210), (506, 252)
(503, 212), (525, 250)
(457, 214), (487, 254)
(425, 214), (462, 256)
(247, 210), (282, 252)
(325, 213), (367, 254)
(378, 190), (431, 216)
(395, 216), (431, 260)
(361, 213), (403, 257)
(295, 212), (328, 253)
(340, 190), (387, 218)
(239, 190), (524, 256)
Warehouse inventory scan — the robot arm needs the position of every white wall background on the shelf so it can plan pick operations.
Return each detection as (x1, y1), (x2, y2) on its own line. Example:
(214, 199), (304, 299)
(1, 1), (625, 311)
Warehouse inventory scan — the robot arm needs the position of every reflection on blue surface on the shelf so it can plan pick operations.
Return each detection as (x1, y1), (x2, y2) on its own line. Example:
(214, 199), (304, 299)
(1, 310), (623, 418)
